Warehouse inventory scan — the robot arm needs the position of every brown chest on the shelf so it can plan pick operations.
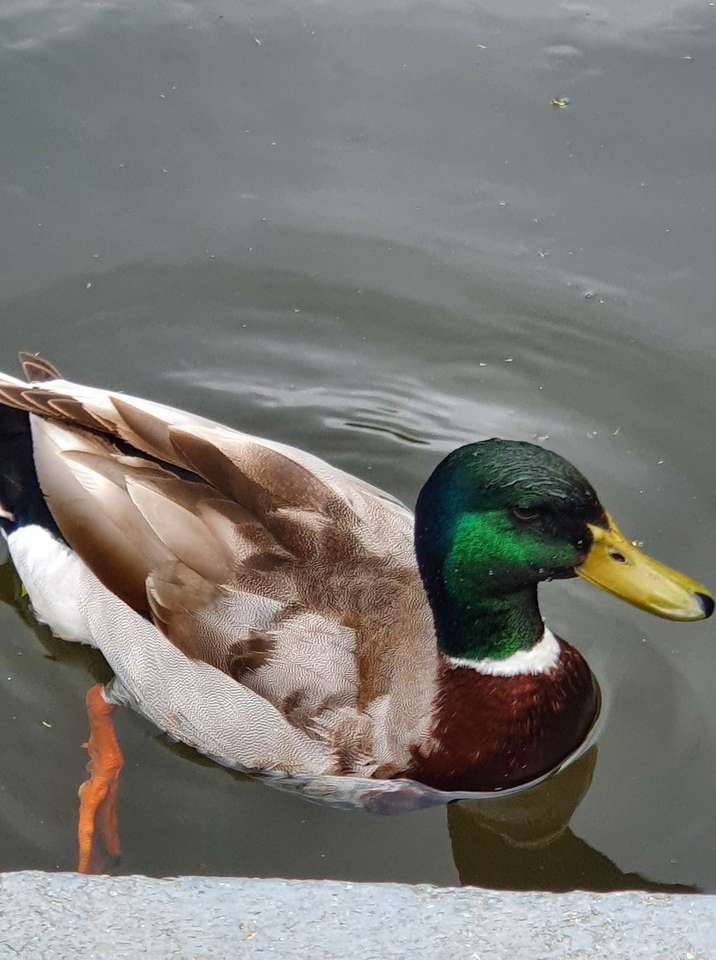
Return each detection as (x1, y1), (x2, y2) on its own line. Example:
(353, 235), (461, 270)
(406, 642), (598, 792)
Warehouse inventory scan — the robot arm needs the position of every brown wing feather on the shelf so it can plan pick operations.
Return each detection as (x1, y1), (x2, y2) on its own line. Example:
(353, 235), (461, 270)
(31, 419), (166, 614)
(168, 427), (276, 512)
(168, 425), (345, 517)
(110, 396), (179, 464)
(63, 451), (235, 585)
(168, 427), (362, 560)
(0, 381), (40, 412)
(48, 397), (113, 431)
(19, 351), (63, 383)
(110, 397), (342, 518)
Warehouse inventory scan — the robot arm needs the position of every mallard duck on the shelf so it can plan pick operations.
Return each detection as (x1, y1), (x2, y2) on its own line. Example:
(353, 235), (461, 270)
(0, 353), (711, 872)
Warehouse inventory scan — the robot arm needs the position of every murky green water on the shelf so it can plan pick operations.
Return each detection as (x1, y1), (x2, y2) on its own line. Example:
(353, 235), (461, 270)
(0, 0), (714, 890)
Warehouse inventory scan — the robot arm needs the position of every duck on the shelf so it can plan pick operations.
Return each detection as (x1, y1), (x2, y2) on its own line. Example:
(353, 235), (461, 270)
(0, 352), (711, 873)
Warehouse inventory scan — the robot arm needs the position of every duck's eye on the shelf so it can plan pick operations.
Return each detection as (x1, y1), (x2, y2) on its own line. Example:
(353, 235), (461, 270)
(511, 506), (540, 523)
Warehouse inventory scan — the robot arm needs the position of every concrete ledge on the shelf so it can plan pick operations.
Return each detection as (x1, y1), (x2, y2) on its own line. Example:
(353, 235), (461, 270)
(0, 872), (713, 958)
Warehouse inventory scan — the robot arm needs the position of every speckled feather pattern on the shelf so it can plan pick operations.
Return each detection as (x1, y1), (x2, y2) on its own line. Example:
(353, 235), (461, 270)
(0, 370), (438, 776)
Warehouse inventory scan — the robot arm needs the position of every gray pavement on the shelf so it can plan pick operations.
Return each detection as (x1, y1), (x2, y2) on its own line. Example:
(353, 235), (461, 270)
(0, 871), (713, 959)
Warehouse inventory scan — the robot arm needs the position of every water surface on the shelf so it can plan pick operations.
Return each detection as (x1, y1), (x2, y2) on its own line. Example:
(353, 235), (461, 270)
(0, 0), (714, 890)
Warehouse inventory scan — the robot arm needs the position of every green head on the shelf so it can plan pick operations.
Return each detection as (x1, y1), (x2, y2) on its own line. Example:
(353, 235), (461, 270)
(415, 439), (713, 661)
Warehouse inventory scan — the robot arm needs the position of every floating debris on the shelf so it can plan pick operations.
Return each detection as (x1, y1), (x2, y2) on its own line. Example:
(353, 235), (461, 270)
(584, 290), (595, 300)
(551, 96), (570, 108)
(41, 721), (52, 729)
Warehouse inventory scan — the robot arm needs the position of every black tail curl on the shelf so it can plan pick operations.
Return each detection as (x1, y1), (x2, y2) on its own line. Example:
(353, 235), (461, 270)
(0, 398), (59, 536)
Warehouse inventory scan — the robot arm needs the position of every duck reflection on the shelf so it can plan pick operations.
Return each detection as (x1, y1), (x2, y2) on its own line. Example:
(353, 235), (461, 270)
(447, 746), (693, 892)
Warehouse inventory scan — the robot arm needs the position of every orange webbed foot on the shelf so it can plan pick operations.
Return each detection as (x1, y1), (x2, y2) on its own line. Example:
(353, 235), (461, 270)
(77, 683), (124, 874)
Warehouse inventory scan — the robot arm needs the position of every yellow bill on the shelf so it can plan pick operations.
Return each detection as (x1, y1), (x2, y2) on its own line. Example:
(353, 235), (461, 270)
(576, 515), (714, 622)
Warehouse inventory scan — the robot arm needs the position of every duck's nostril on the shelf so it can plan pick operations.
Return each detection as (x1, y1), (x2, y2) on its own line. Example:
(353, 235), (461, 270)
(695, 592), (715, 619)
(609, 551), (626, 563)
